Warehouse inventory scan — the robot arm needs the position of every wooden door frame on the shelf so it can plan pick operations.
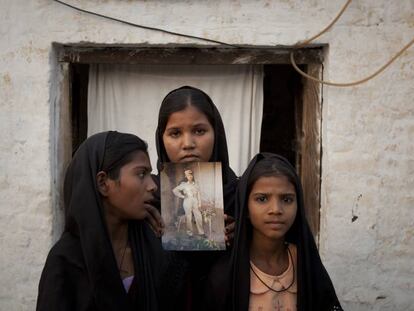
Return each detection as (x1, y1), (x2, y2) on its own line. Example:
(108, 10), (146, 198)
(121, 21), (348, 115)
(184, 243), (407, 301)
(295, 64), (323, 239)
(53, 43), (324, 238)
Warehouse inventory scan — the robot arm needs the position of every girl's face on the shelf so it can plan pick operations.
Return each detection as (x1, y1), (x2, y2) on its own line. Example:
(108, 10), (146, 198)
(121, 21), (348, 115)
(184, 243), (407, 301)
(162, 105), (214, 163)
(248, 175), (297, 241)
(102, 151), (157, 220)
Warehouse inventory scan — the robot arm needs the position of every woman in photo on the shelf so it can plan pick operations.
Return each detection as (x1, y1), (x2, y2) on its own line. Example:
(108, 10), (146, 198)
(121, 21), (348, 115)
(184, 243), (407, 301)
(204, 153), (343, 311)
(172, 168), (204, 237)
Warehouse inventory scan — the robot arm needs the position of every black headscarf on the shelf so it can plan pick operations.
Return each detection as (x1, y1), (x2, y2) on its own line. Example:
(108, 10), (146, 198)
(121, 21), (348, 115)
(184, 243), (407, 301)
(37, 131), (185, 311)
(155, 85), (238, 216)
(205, 153), (343, 311)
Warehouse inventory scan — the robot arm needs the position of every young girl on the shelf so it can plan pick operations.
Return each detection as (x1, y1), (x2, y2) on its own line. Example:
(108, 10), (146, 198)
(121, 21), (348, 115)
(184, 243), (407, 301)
(205, 153), (343, 311)
(155, 85), (238, 219)
(37, 131), (187, 311)
(154, 86), (239, 309)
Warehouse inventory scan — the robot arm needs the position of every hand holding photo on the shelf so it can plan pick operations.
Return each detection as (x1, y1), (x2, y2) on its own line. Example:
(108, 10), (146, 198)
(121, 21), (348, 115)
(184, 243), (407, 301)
(161, 162), (226, 251)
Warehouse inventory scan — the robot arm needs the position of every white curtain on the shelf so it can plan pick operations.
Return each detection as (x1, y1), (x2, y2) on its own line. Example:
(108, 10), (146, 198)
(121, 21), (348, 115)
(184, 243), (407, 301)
(88, 64), (263, 176)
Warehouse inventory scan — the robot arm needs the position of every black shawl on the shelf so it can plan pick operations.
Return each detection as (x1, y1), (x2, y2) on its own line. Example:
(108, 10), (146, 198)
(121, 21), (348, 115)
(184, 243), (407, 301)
(205, 153), (343, 311)
(37, 132), (186, 311)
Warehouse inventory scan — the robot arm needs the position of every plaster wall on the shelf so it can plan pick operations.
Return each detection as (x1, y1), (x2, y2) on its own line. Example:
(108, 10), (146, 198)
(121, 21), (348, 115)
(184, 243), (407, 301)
(0, 1), (413, 310)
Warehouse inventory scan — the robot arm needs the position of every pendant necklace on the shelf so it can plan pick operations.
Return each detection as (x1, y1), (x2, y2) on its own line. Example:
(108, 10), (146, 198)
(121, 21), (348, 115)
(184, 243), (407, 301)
(249, 244), (295, 293)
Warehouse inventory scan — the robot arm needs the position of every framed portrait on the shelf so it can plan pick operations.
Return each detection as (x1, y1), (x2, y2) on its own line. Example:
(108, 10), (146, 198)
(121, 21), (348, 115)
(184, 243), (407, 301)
(160, 162), (226, 251)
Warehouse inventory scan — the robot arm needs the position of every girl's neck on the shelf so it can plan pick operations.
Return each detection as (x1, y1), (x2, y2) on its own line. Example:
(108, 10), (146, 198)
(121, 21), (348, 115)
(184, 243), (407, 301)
(104, 207), (134, 278)
(250, 233), (288, 275)
(102, 202), (134, 279)
(104, 204), (129, 247)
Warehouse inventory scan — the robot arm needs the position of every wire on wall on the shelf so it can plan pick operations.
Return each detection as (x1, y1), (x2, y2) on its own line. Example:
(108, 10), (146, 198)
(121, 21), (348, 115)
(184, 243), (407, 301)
(53, 0), (239, 48)
(290, 37), (414, 87)
(288, 0), (414, 87)
(53, 0), (414, 88)
(293, 0), (352, 48)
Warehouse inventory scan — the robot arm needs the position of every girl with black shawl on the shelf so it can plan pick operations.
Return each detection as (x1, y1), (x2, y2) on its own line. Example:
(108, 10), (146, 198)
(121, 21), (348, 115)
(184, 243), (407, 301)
(155, 86), (238, 218)
(36, 131), (187, 311)
(154, 86), (239, 309)
(204, 153), (343, 311)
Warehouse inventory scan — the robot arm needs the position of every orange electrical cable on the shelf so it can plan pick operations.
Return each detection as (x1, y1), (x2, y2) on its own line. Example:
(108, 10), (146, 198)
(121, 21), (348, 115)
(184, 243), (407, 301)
(293, 0), (352, 48)
(290, 37), (414, 87)
(289, 0), (414, 87)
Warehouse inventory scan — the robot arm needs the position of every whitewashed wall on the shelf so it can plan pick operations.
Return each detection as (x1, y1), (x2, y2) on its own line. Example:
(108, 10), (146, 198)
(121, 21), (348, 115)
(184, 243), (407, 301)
(0, 1), (413, 310)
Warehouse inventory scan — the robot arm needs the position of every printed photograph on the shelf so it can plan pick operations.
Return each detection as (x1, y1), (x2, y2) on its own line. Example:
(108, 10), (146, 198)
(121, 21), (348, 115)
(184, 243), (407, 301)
(161, 162), (226, 251)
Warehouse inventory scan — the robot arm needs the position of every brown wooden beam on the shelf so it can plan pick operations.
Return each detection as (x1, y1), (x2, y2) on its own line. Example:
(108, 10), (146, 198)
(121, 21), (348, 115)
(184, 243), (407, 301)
(298, 64), (322, 239)
(58, 45), (324, 65)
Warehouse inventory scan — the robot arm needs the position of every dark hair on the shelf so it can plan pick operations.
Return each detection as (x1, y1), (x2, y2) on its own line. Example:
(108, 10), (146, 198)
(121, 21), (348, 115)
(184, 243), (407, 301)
(183, 168), (195, 182)
(100, 131), (148, 180)
(158, 86), (216, 140)
(247, 157), (297, 195)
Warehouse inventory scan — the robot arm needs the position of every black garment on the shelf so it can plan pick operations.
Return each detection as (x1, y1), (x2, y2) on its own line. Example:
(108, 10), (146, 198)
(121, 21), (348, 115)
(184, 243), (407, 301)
(37, 132), (187, 311)
(154, 86), (239, 310)
(204, 153), (343, 311)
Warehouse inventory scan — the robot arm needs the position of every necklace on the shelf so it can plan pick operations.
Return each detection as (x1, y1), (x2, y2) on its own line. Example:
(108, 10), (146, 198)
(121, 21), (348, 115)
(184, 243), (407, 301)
(249, 245), (295, 293)
(118, 240), (129, 274)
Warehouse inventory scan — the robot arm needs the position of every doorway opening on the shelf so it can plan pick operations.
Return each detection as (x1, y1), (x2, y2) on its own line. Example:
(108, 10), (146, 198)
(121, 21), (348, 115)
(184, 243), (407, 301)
(57, 45), (324, 237)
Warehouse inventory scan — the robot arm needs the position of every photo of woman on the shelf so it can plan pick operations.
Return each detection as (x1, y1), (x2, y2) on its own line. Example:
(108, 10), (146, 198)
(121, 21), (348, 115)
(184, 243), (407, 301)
(160, 162), (226, 251)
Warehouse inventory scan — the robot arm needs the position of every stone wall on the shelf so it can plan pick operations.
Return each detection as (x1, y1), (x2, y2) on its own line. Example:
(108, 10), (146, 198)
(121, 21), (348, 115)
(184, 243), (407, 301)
(0, 1), (413, 310)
